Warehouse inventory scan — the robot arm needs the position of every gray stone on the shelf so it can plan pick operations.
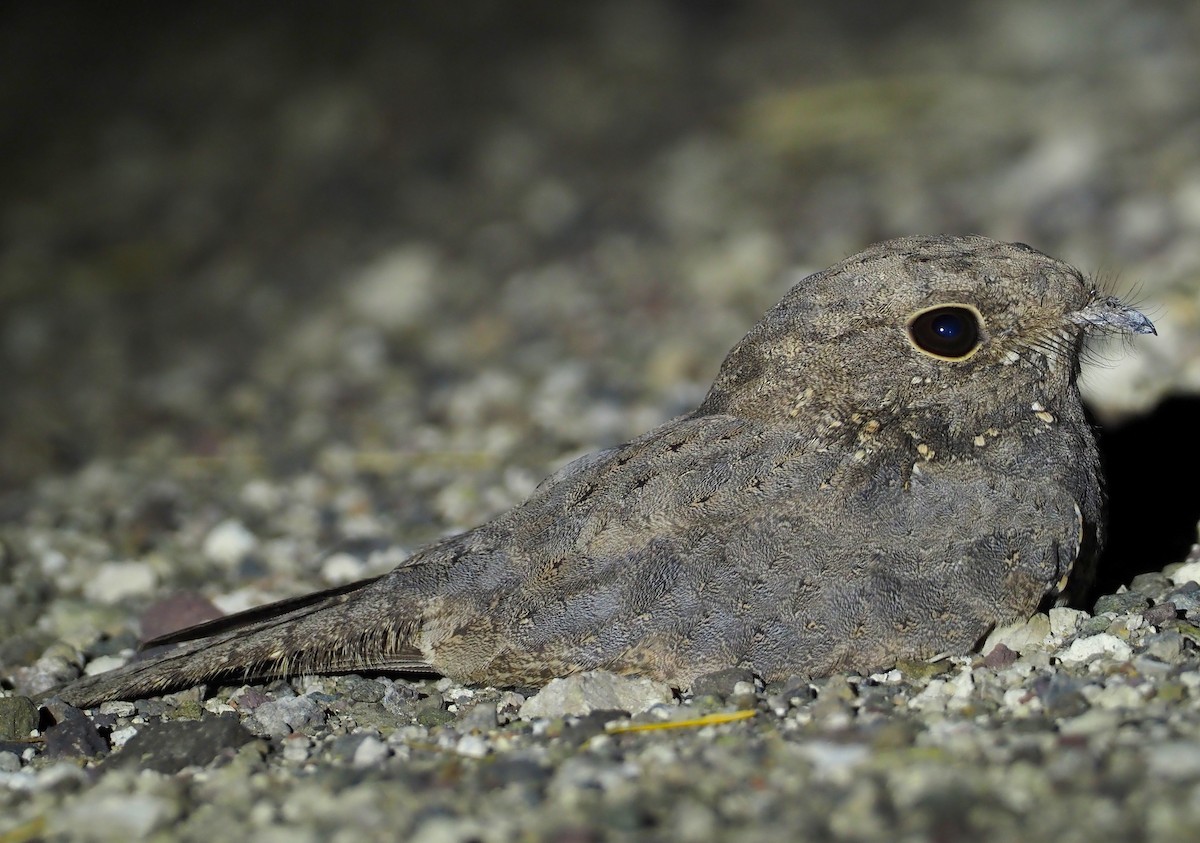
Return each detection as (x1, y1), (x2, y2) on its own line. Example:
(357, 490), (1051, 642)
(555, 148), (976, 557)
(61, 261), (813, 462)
(691, 667), (756, 700)
(107, 715), (255, 773)
(414, 694), (454, 727)
(249, 693), (326, 737)
(1094, 592), (1149, 615)
(0, 696), (38, 740)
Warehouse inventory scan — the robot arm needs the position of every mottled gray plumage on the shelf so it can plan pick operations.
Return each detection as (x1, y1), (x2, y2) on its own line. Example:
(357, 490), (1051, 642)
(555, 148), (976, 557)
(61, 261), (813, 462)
(52, 235), (1155, 707)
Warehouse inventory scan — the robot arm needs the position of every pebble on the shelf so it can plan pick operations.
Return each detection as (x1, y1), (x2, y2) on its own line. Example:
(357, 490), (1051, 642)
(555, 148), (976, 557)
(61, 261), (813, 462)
(1094, 591), (1150, 615)
(107, 716), (255, 773)
(202, 519), (259, 568)
(98, 700), (136, 718)
(1057, 634), (1134, 665)
(138, 593), (223, 641)
(249, 694), (326, 737)
(352, 734), (391, 767)
(319, 551), (368, 585)
(982, 614), (1052, 654)
(0, 696), (39, 740)
(1048, 606), (1087, 637)
(48, 780), (178, 840)
(455, 733), (490, 759)
(82, 561), (159, 605)
(691, 667), (756, 700)
(414, 694), (455, 727)
(1167, 560), (1200, 586)
(796, 741), (871, 780)
(1146, 741), (1200, 780)
(518, 670), (675, 719)
(41, 706), (108, 759)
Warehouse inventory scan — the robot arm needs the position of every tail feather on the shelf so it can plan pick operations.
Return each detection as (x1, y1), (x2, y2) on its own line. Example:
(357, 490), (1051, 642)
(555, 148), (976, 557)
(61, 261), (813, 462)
(46, 577), (434, 708)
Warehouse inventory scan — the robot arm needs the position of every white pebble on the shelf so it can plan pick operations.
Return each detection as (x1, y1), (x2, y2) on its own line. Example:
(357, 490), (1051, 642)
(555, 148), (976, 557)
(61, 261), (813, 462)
(320, 552), (367, 585)
(455, 734), (490, 759)
(982, 614), (1052, 654)
(346, 244), (437, 330)
(1168, 560), (1200, 586)
(109, 726), (139, 748)
(82, 560), (158, 604)
(83, 655), (129, 676)
(1048, 607), (1087, 637)
(203, 519), (259, 568)
(1057, 634), (1133, 664)
(519, 670), (675, 719)
(352, 735), (391, 767)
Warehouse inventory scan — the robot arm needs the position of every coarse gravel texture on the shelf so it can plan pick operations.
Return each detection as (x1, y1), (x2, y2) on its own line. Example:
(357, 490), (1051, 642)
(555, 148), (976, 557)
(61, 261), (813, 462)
(3, 3), (1200, 842)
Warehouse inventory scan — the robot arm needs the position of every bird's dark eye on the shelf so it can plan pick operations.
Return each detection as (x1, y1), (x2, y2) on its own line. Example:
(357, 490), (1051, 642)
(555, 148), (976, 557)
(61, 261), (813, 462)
(907, 305), (982, 360)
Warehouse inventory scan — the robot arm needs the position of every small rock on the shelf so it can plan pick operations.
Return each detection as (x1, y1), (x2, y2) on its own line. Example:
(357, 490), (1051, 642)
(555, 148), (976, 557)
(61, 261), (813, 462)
(1141, 631), (1185, 662)
(0, 696), (39, 740)
(519, 670), (674, 719)
(1167, 559), (1200, 587)
(83, 654), (129, 677)
(982, 614), (1052, 654)
(250, 694), (325, 737)
(82, 560), (159, 605)
(1088, 682), (1144, 710)
(456, 733), (490, 759)
(1077, 615), (1112, 636)
(281, 733), (312, 763)
(320, 552), (368, 585)
(1094, 591), (1149, 615)
(1166, 582), (1200, 613)
(1057, 633), (1133, 665)
(981, 643), (1019, 668)
(1058, 708), (1120, 737)
(1142, 602), (1180, 627)
(797, 741), (871, 779)
(97, 700), (136, 718)
(380, 683), (421, 719)
(1036, 675), (1089, 718)
(352, 734), (391, 767)
(691, 667), (756, 700)
(1146, 741), (1200, 780)
(496, 691), (525, 724)
(340, 676), (388, 704)
(458, 701), (499, 733)
(477, 757), (552, 792)
(50, 791), (178, 839)
(139, 593), (223, 641)
(1048, 607), (1087, 637)
(0, 631), (55, 667)
(763, 676), (816, 710)
(346, 244), (437, 331)
(1129, 572), (1173, 598)
(415, 694), (455, 727)
(41, 704), (108, 759)
(558, 709), (627, 746)
(108, 715), (255, 773)
(110, 726), (138, 748)
(729, 680), (760, 710)
(202, 519), (259, 568)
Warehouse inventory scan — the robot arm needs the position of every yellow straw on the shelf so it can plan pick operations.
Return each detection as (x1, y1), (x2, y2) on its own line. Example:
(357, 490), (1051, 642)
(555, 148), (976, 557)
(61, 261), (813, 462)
(605, 709), (757, 734)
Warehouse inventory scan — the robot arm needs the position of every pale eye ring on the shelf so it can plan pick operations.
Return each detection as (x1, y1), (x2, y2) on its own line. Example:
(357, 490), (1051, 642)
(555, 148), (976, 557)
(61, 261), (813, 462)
(906, 304), (984, 360)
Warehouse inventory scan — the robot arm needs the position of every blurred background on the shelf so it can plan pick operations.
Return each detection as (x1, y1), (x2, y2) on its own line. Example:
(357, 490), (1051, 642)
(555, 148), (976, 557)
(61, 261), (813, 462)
(1, 1), (1198, 629)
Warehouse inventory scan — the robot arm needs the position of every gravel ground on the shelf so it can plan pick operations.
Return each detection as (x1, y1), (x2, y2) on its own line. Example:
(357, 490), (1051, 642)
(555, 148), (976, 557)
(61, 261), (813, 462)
(3, 3), (1200, 841)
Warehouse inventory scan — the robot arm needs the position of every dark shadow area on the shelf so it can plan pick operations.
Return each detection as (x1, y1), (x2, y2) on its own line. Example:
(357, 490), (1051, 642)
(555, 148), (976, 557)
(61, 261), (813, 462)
(1094, 395), (1200, 597)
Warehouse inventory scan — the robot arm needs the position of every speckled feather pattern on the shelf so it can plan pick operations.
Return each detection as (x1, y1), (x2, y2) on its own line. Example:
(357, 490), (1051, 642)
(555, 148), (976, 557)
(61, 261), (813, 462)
(52, 235), (1154, 707)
